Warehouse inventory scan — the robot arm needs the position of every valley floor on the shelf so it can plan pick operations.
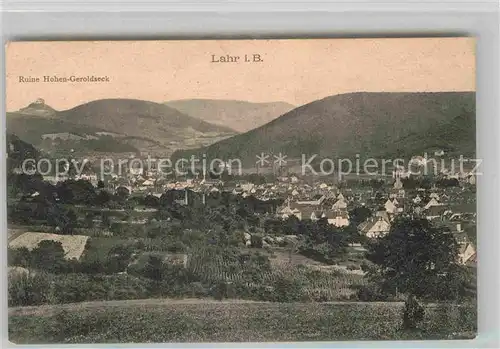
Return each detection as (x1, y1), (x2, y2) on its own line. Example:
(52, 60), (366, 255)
(9, 299), (476, 343)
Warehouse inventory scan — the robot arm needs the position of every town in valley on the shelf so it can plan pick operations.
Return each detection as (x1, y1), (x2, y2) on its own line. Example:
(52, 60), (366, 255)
(6, 38), (477, 343)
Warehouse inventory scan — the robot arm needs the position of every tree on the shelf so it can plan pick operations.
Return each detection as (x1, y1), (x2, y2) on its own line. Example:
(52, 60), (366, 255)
(365, 216), (464, 329)
(31, 240), (67, 273)
(64, 209), (78, 234)
(144, 194), (160, 208)
(115, 186), (130, 201)
(46, 205), (77, 234)
(56, 179), (96, 205)
(84, 212), (95, 228)
(101, 212), (111, 228)
(250, 234), (263, 248)
(8, 247), (32, 267)
(366, 217), (460, 298)
(142, 255), (164, 283)
(107, 244), (134, 273)
(349, 206), (372, 227)
(402, 294), (424, 330)
(96, 190), (111, 206)
(213, 281), (228, 301)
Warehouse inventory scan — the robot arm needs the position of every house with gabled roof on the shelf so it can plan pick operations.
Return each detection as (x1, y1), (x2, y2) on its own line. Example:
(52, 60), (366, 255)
(458, 243), (476, 265)
(358, 217), (391, 238)
(424, 197), (441, 210)
(375, 210), (391, 223)
(425, 205), (448, 220)
(384, 199), (398, 214)
(326, 210), (350, 227)
(332, 198), (348, 211)
(296, 194), (325, 206)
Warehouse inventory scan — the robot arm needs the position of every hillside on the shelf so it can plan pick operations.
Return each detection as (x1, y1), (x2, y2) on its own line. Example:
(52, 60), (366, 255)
(172, 92), (476, 165)
(6, 133), (41, 171)
(7, 113), (106, 144)
(7, 99), (237, 155)
(60, 99), (235, 138)
(6, 113), (140, 154)
(379, 111), (476, 158)
(166, 99), (294, 132)
(18, 99), (57, 117)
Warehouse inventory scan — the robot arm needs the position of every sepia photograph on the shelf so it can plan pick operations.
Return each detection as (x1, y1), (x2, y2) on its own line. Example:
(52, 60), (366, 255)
(5, 38), (477, 343)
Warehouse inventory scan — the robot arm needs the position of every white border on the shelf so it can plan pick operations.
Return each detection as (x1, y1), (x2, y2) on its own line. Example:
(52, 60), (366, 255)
(1, 1), (499, 348)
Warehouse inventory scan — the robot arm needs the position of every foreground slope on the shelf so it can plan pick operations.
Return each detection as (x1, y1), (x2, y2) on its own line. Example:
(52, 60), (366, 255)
(9, 300), (475, 343)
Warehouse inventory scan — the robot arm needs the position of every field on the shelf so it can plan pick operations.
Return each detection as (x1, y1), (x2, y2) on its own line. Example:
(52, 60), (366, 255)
(186, 247), (367, 300)
(8, 229), (27, 243)
(8, 232), (89, 260)
(8, 300), (476, 343)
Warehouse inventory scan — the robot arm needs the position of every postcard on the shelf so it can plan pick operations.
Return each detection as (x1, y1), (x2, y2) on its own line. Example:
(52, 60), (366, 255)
(6, 38), (476, 343)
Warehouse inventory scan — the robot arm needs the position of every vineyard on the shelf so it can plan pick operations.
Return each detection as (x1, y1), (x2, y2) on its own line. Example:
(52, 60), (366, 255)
(186, 246), (367, 300)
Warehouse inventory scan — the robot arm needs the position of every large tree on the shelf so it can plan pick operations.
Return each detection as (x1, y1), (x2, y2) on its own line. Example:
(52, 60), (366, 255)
(365, 216), (472, 329)
(365, 216), (466, 300)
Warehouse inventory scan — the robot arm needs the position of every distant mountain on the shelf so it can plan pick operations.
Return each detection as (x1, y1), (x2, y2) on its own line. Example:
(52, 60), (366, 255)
(165, 99), (295, 132)
(378, 110), (475, 158)
(173, 92), (475, 165)
(60, 99), (235, 138)
(7, 98), (237, 155)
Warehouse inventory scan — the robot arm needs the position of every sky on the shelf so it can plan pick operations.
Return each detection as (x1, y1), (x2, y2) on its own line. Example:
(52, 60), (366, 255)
(6, 37), (475, 111)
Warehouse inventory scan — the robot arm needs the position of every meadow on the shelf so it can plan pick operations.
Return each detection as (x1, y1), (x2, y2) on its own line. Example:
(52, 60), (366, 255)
(8, 301), (476, 343)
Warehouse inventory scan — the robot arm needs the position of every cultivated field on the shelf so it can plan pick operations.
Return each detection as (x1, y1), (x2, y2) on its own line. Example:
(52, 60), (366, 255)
(9, 232), (89, 260)
(185, 247), (366, 300)
(8, 229), (27, 243)
(8, 300), (476, 343)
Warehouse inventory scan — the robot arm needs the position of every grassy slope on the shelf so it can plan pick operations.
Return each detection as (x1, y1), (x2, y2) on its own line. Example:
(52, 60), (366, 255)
(9, 301), (476, 343)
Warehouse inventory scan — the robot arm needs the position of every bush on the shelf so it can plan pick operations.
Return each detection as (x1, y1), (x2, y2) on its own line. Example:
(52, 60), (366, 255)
(250, 235), (263, 248)
(357, 283), (389, 302)
(212, 281), (228, 301)
(188, 282), (209, 298)
(8, 272), (54, 306)
(346, 264), (360, 271)
(8, 247), (32, 268)
(273, 276), (304, 302)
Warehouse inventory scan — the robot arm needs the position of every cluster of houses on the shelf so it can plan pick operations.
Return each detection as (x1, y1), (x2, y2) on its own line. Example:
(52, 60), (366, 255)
(269, 172), (476, 265)
(35, 159), (477, 265)
(359, 176), (476, 265)
(277, 192), (350, 228)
